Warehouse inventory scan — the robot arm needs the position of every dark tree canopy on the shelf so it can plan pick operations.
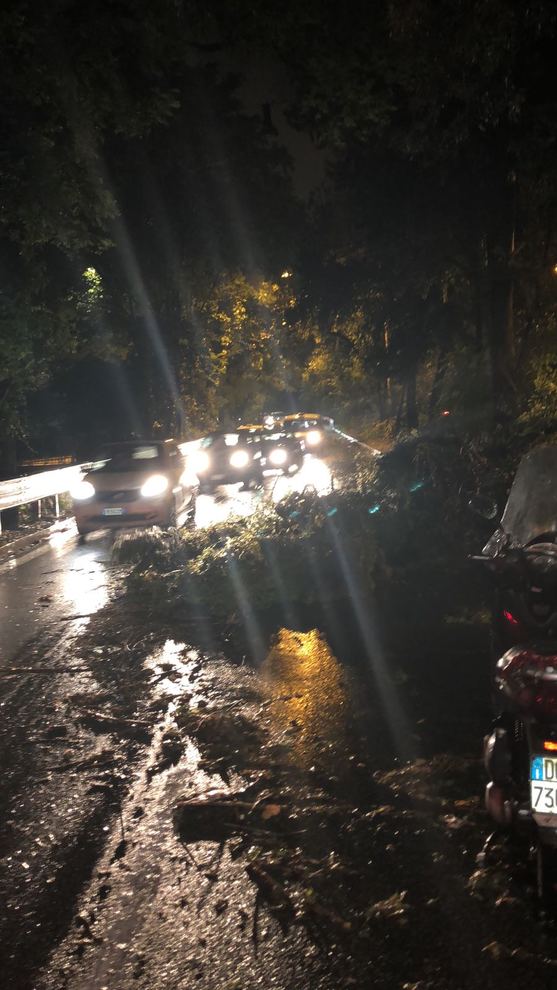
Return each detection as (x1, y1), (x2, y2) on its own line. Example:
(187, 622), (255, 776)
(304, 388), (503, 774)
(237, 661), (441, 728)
(3, 0), (557, 463)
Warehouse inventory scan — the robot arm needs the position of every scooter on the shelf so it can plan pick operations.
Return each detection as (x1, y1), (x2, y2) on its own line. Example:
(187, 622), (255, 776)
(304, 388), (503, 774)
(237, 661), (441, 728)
(473, 445), (557, 900)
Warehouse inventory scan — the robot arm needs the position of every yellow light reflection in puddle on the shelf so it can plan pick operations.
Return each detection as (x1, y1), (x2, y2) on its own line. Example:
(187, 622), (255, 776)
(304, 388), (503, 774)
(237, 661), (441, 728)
(61, 552), (108, 622)
(261, 628), (351, 765)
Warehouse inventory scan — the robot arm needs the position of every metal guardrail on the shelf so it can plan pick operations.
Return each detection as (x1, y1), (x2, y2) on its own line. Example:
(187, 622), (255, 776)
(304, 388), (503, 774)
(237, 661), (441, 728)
(0, 465), (84, 533)
(0, 444), (203, 535)
(331, 428), (382, 456)
(19, 455), (74, 468)
(0, 443), (203, 526)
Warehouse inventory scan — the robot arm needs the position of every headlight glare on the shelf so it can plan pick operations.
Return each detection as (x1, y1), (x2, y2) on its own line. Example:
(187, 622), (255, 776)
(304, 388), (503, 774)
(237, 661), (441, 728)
(140, 474), (169, 498)
(230, 449), (250, 469)
(306, 429), (322, 446)
(71, 480), (95, 500)
(269, 447), (288, 466)
(191, 451), (210, 473)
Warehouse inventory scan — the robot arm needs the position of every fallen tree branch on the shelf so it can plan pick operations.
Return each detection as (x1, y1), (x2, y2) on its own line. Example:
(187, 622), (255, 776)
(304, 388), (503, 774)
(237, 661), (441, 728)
(37, 749), (117, 778)
(76, 709), (152, 741)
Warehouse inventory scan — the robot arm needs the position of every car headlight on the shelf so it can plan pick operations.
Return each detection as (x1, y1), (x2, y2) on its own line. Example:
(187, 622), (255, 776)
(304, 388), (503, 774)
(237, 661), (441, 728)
(71, 480), (95, 500)
(190, 451), (210, 473)
(306, 429), (322, 446)
(140, 474), (169, 498)
(269, 447), (288, 466)
(230, 449), (250, 469)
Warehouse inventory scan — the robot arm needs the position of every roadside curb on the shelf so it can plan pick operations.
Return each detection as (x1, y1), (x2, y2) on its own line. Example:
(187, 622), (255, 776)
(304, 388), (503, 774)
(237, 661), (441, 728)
(0, 518), (74, 560)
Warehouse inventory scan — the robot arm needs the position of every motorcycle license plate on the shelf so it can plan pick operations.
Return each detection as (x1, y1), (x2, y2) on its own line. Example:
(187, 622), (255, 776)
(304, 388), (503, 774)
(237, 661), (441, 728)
(102, 507), (125, 516)
(531, 757), (557, 814)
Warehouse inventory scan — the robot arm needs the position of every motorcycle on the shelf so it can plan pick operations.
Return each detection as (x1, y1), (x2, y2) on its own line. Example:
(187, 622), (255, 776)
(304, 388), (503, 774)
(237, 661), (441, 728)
(473, 445), (557, 900)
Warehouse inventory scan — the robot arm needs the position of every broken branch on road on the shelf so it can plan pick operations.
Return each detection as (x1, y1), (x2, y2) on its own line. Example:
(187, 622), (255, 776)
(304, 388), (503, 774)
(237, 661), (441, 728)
(76, 708), (152, 742)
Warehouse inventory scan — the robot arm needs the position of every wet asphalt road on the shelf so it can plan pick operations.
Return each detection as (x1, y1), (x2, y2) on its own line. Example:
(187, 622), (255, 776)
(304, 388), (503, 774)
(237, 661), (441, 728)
(0, 464), (340, 990)
(0, 525), (110, 666)
(0, 457), (333, 667)
(4, 456), (557, 990)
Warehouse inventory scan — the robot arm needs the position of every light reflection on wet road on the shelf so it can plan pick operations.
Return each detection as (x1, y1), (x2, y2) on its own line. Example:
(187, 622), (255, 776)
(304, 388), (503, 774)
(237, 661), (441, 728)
(0, 449), (509, 990)
(195, 455), (333, 527)
(0, 456), (333, 666)
(261, 628), (352, 767)
(0, 525), (111, 665)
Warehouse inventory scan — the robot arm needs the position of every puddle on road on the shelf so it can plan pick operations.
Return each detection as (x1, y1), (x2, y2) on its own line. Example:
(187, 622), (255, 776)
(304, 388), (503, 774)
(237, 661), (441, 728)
(194, 487), (257, 528)
(270, 456), (333, 501)
(61, 551), (108, 627)
(0, 536), (112, 664)
(260, 628), (353, 767)
(193, 455), (334, 529)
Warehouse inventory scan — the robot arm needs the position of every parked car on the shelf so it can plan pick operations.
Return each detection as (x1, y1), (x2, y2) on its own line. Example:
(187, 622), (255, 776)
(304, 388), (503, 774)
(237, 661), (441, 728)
(71, 439), (196, 537)
(282, 413), (334, 449)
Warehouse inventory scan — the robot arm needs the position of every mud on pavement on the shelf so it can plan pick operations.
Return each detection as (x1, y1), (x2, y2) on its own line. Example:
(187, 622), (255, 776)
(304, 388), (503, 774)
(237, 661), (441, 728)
(3, 595), (557, 989)
(0, 595), (174, 990)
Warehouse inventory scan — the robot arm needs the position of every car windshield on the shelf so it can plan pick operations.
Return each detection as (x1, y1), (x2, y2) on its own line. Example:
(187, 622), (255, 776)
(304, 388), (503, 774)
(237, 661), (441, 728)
(261, 432), (287, 442)
(92, 444), (164, 472)
(286, 419), (313, 431)
(502, 446), (557, 545)
(200, 433), (238, 449)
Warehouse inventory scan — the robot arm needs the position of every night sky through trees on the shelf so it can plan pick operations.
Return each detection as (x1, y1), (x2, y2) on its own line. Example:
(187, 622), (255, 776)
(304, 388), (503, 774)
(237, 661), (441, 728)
(2, 1), (557, 462)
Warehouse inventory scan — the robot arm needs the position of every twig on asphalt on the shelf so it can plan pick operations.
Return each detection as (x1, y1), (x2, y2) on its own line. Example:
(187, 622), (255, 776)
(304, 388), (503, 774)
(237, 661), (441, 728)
(182, 843), (203, 871)
(252, 894), (261, 955)
(59, 613), (96, 622)
(0, 666), (88, 676)
(37, 749), (117, 778)
(76, 708), (152, 741)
